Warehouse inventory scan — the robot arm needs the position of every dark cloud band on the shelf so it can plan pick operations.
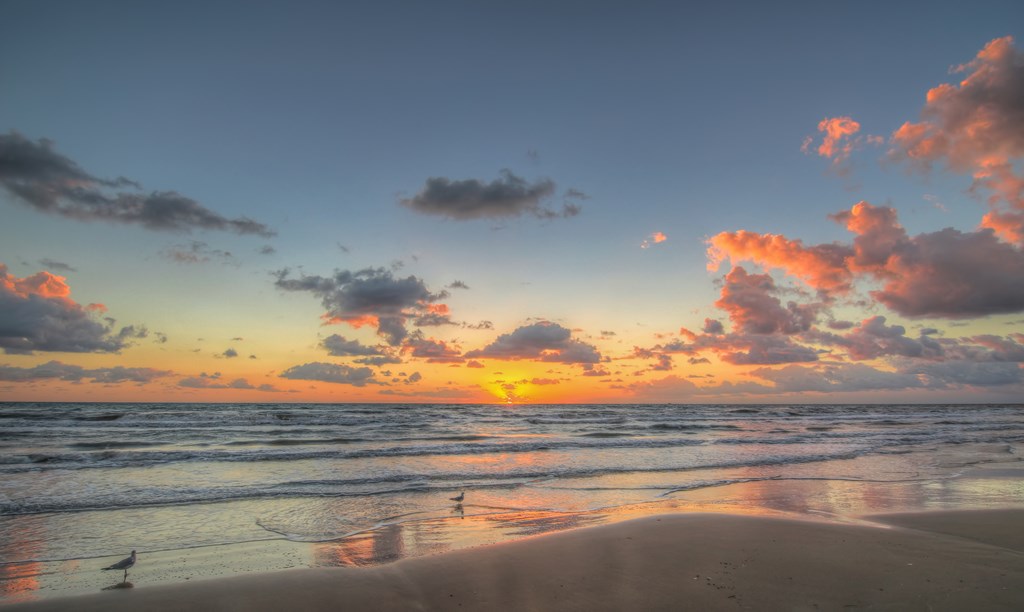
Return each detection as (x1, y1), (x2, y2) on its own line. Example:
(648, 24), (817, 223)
(0, 131), (274, 237)
(401, 170), (583, 220)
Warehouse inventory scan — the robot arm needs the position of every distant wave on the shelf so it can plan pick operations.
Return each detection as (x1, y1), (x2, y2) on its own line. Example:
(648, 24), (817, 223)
(0, 449), (871, 516)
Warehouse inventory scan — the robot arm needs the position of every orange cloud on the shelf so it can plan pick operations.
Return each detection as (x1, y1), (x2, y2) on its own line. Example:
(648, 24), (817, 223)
(816, 116), (861, 159)
(1, 269), (73, 303)
(706, 230), (853, 292)
(423, 303), (451, 316)
(323, 314), (379, 328)
(803, 116), (881, 173)
(641, 231), (668, 249)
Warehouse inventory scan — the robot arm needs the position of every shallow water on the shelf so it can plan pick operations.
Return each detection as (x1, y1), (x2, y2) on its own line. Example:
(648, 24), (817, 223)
(1, 402), (1023, 603)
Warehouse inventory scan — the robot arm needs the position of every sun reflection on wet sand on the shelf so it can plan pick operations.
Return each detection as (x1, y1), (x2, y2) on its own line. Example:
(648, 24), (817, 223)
(0, 560), (42, 604)
(0, 521), (43, 603)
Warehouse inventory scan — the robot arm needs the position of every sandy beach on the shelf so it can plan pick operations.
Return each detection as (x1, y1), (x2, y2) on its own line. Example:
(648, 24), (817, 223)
(8, 509), (1023, 611)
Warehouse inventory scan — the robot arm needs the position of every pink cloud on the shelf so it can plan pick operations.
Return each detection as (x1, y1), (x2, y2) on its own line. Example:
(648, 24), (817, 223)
(802, 116), (882, 174)
(707, 232), (853, 293)
(888, 36), (1024, 244)
(815, 116), (860, 159)
(715, 267), (820, 335)
(708, 201), (1024, 319)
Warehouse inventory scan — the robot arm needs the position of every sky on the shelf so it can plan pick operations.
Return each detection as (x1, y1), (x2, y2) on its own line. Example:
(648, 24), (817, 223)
(2, 0), (1024, 404)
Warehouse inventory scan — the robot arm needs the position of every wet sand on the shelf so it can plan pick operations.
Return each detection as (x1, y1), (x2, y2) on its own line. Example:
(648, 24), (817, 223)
(8, 510), (1024, 611)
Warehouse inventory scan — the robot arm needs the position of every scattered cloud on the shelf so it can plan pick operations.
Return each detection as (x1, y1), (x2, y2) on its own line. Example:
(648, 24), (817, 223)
(465, 320), (494, 330)
(412, 303), (457, 327)
(275, 267), (450, 345)
(530, 377), (560, 385)
(802, 116), (882, 173)
(0, 131), (275, 236)
(354, 354), (404, 366)
(38, 258), (76, 273)
(402, 334), (464, 363)
(466, 321), (602, 364)
(749, 362), (923, 393)
(0, 360), (171, 383)
(176, 372), (282, 391)
(807, 315), (943, 361)
(400, 170), (582, 220)
(641, 231), (667, 249)
(279, 361), (378, 386)
(162, 241), (234, 264)
(321, 334), (385, 357)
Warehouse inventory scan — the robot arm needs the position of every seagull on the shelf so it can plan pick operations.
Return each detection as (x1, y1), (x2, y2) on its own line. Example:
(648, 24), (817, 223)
(103, 550), (136, 583)
(449, 492), (465, 503)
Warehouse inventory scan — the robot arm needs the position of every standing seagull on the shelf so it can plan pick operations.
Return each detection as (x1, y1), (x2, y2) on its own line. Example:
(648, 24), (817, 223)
(449, 492), (465, 503)
(103, 550), (136, 583)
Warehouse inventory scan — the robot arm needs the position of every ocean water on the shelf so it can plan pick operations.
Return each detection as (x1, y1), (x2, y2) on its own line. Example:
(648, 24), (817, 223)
(2, 402), (1023, 600)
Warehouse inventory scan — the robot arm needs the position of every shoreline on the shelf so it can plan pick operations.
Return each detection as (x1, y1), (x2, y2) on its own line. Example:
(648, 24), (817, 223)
(3, 429), (1021, 607)
(6, 509), (1024, 611)
(4, 463), (1023, 606)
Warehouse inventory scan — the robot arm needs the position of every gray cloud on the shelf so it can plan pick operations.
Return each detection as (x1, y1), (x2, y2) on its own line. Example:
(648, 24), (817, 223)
(321, 334), (384, 357)
(905, 360), (1024, 387)
(466, 322), (602, 364)
(400, 170), (581, 220)
(0, 131), (274, 237)
(403, 334), (464, 363)
(806, 315), (944, 361)
(279, 362), (378, 386)
(178, 372), (272, 390)
(950, 334), (1024, 362)
(39, 259), (76, 273)
(275, 267), (449, 346)
(750, 363), (923, 393)
(1, 263), (136, 354)
(0, 360), (171, 383)
(163, 241), (235, 264)
(354, 355), (404, 366)
(717, 335), (821, 365)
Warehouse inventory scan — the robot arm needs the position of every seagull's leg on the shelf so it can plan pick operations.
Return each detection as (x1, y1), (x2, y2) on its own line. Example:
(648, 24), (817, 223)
(123, 568), (128, 583)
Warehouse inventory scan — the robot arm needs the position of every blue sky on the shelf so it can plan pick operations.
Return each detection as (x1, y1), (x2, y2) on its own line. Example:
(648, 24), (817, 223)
(2, 1), (1023, 402)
